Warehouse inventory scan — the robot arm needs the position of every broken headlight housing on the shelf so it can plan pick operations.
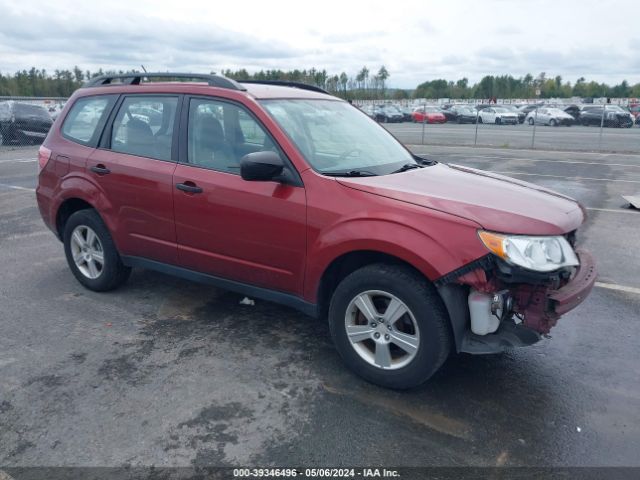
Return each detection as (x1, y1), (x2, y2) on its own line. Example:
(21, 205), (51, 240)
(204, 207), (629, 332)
(478, 231), (580, 272)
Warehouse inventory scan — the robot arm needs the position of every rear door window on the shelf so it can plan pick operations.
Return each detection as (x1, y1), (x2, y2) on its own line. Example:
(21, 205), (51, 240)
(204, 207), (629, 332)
(62, 95), (117, 145)
(110, 96), (178, 161)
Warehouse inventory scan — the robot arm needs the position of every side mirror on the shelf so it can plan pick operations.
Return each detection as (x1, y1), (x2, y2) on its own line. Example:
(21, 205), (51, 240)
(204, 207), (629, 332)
(240, 151), (284, 182)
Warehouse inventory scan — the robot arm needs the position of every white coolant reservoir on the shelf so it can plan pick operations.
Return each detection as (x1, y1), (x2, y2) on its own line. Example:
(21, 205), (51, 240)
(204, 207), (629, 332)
(468, 289), (501, 335)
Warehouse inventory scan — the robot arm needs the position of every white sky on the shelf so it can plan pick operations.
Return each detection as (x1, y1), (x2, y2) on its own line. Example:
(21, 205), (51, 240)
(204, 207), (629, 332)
(1, 0), (638, 88)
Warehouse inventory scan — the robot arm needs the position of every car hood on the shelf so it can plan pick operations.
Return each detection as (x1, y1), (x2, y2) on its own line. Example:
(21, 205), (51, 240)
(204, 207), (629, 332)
(337, 163), (584, 235)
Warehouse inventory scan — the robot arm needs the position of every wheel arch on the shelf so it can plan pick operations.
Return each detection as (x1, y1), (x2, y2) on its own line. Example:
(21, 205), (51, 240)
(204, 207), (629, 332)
(316, 250), (433, 321)
(55, 197), (97, 240)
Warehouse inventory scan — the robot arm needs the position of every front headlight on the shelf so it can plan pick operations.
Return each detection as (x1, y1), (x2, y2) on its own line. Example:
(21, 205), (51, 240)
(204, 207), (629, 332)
(478, 231), (579, 272)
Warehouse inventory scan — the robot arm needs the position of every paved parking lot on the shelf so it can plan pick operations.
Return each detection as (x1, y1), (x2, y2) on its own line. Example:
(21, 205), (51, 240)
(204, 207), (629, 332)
(1, 144), (639, 468)
(384, 122), (640, 153)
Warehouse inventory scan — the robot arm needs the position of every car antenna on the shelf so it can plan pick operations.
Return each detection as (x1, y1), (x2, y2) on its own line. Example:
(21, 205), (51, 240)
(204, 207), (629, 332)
(140, 65), (147, 73)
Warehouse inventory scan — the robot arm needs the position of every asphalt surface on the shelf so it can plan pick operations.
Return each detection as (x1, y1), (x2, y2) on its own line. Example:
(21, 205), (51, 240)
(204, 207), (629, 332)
(1, 145), (639, 470)
(383, 122), (640, 153)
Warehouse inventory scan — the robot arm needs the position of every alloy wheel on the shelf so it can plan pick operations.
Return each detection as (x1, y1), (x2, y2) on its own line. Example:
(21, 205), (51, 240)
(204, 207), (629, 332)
(344, 290), (420, 370)
(70, 225), (105, 279)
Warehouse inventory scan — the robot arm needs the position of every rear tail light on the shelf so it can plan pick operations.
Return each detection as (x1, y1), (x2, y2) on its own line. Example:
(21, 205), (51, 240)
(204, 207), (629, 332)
(38, 146), (52, 173)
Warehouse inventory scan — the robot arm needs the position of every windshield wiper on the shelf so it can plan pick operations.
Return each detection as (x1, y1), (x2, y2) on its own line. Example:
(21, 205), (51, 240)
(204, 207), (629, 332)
(323, 170), (378, 177)
(390, 163), (425, 174)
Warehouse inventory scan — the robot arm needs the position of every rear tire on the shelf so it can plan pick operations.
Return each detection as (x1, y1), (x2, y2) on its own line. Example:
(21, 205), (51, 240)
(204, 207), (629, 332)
(63, 209), (131, 292)
(328, 264), (451, 389)
(550, 119), (557, 126)
(495, 117), (502, 125)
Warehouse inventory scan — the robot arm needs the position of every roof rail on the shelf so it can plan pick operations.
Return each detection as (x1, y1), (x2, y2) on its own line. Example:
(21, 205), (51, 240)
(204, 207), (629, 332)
(239, 80), (329, 94)
(84, 73), (246, 91)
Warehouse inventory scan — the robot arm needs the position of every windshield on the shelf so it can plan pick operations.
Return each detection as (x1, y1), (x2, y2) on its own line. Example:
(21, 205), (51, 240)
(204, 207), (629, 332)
(261, 99), (415, 175)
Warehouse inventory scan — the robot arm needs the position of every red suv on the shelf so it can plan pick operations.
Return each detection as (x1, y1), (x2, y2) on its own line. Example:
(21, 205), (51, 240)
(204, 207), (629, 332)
(36, 73), (596, 389)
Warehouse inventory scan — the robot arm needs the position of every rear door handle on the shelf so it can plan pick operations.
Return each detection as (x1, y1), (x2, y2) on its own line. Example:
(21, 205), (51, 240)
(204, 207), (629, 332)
(90, 164), (111, 175)
(176, 182), (203, 194)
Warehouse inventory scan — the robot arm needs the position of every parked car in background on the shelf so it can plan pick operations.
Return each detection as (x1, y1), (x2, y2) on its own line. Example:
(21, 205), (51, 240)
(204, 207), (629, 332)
(579, 105), (634, 127)
(526, 107), (575, 126)
(477, 107), (518, 125)
(628, 104), (640, 125)
(562, 104), (582, 121)
(518, 104), (542, 117)
(375, 105), (404, 123)
(448, 105), (478, 124)
(397, 106), (413, 122)
(0, 101), (53, 145)
(359, 105), (376, 119)
(499, 104), (527, 123)
(440, 106), (458, 122)
(411, 106), (446, 123)
(47, 104), (65, 121)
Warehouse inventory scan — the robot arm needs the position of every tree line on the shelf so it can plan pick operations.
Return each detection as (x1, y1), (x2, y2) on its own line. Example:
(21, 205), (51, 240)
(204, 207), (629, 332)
(414, 73), (640, 100)
(1, 66), (639, 100)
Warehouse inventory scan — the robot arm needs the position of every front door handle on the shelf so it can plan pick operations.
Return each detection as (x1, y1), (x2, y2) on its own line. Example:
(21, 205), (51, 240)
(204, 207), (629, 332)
(90, 164), (111, 175)
(176, 182), (203, 194)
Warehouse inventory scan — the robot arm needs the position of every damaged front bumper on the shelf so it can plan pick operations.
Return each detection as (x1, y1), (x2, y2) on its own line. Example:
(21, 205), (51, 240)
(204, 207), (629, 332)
(436, 249), (597, 354)
(507, 249), (597, 334)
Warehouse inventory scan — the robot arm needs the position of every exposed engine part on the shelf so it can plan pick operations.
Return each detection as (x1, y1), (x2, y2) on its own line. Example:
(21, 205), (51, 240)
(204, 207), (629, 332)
(490, 290), (513, 321)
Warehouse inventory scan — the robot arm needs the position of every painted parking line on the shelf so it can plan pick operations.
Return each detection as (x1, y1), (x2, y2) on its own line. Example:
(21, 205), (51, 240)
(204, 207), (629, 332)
(437, 154), (640, 169)
(407, 143), (640, 157)
(0, 183), (35, 192)
(490, 170), (640, 184)
(0, 158), (36, 164)
(595, 282), (640, 295)
(586, 207), (638, 215)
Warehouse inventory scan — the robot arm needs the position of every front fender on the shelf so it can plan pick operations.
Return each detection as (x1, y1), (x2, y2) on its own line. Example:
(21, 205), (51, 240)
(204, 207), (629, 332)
(303, 214), (481, 302)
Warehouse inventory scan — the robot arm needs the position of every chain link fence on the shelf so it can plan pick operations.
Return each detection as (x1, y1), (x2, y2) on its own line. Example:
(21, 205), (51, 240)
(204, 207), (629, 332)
(0, 97), (66, 150)
(1, 95), (639, 153)
(355, 97), (639, 153)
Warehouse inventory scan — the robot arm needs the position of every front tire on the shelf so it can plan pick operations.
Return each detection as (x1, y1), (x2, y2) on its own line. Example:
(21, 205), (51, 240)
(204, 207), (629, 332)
(528, 117), (535, 125)
(550, 119), (557, 126)
(63, 209), (131, 292)
(328, 264), (451, 389)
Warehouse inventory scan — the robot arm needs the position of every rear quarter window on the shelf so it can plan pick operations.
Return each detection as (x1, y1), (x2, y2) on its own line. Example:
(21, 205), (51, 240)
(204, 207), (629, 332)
(61, 95), (116, 146)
